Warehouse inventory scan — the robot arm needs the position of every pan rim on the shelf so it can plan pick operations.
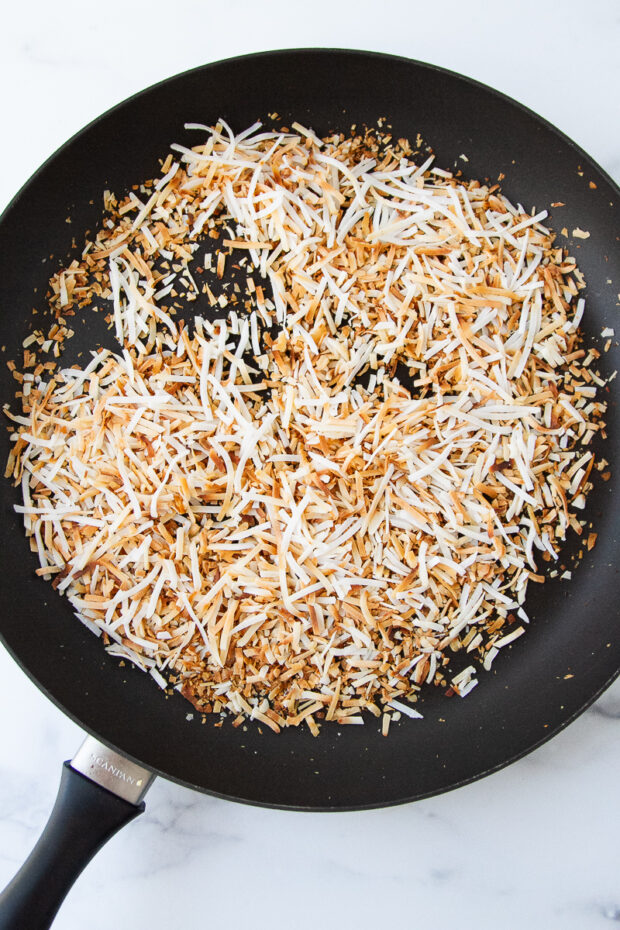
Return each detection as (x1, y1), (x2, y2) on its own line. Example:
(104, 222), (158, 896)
(1, 47), (618, 811)
(1, 47), (619, 227)
(1, 631), (618, 813)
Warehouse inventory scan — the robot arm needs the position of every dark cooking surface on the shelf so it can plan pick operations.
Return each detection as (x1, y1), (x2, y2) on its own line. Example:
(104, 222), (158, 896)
(0, 50), (618, 810)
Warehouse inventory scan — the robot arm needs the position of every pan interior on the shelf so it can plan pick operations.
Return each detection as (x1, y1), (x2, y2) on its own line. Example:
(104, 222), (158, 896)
(0, 50), (618, 810)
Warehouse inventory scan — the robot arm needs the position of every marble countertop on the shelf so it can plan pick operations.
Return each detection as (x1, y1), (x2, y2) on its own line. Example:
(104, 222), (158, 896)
(1, 2), (619, 927)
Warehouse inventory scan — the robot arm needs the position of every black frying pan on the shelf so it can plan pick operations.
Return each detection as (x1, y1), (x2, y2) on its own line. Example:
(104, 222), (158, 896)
(0, 49), (618, 929)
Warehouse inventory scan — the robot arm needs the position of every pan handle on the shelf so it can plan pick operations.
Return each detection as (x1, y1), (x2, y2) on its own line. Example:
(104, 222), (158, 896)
(0, 737), (154, 930)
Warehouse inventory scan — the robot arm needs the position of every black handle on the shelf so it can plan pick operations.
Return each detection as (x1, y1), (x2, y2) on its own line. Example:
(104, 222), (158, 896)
(0, 762), (144, 930)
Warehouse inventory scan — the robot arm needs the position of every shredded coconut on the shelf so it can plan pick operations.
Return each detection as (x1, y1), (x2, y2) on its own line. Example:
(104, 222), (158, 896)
(5, 121), (608, 734)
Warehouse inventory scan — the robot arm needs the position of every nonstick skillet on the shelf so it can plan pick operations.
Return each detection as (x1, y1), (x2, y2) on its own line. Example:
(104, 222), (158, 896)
(0, 49), (618, 930)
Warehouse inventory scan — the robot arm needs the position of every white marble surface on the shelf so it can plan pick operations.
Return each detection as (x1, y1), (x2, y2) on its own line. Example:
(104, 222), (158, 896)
(1, 1), (619, 927)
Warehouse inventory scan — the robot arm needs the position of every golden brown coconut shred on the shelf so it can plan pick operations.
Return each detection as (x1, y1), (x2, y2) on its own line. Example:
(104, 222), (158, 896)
(5, 121), (608, 734)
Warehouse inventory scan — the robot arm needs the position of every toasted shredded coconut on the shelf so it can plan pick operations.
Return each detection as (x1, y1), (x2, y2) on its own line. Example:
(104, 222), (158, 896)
(5, 120), (608, 733)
